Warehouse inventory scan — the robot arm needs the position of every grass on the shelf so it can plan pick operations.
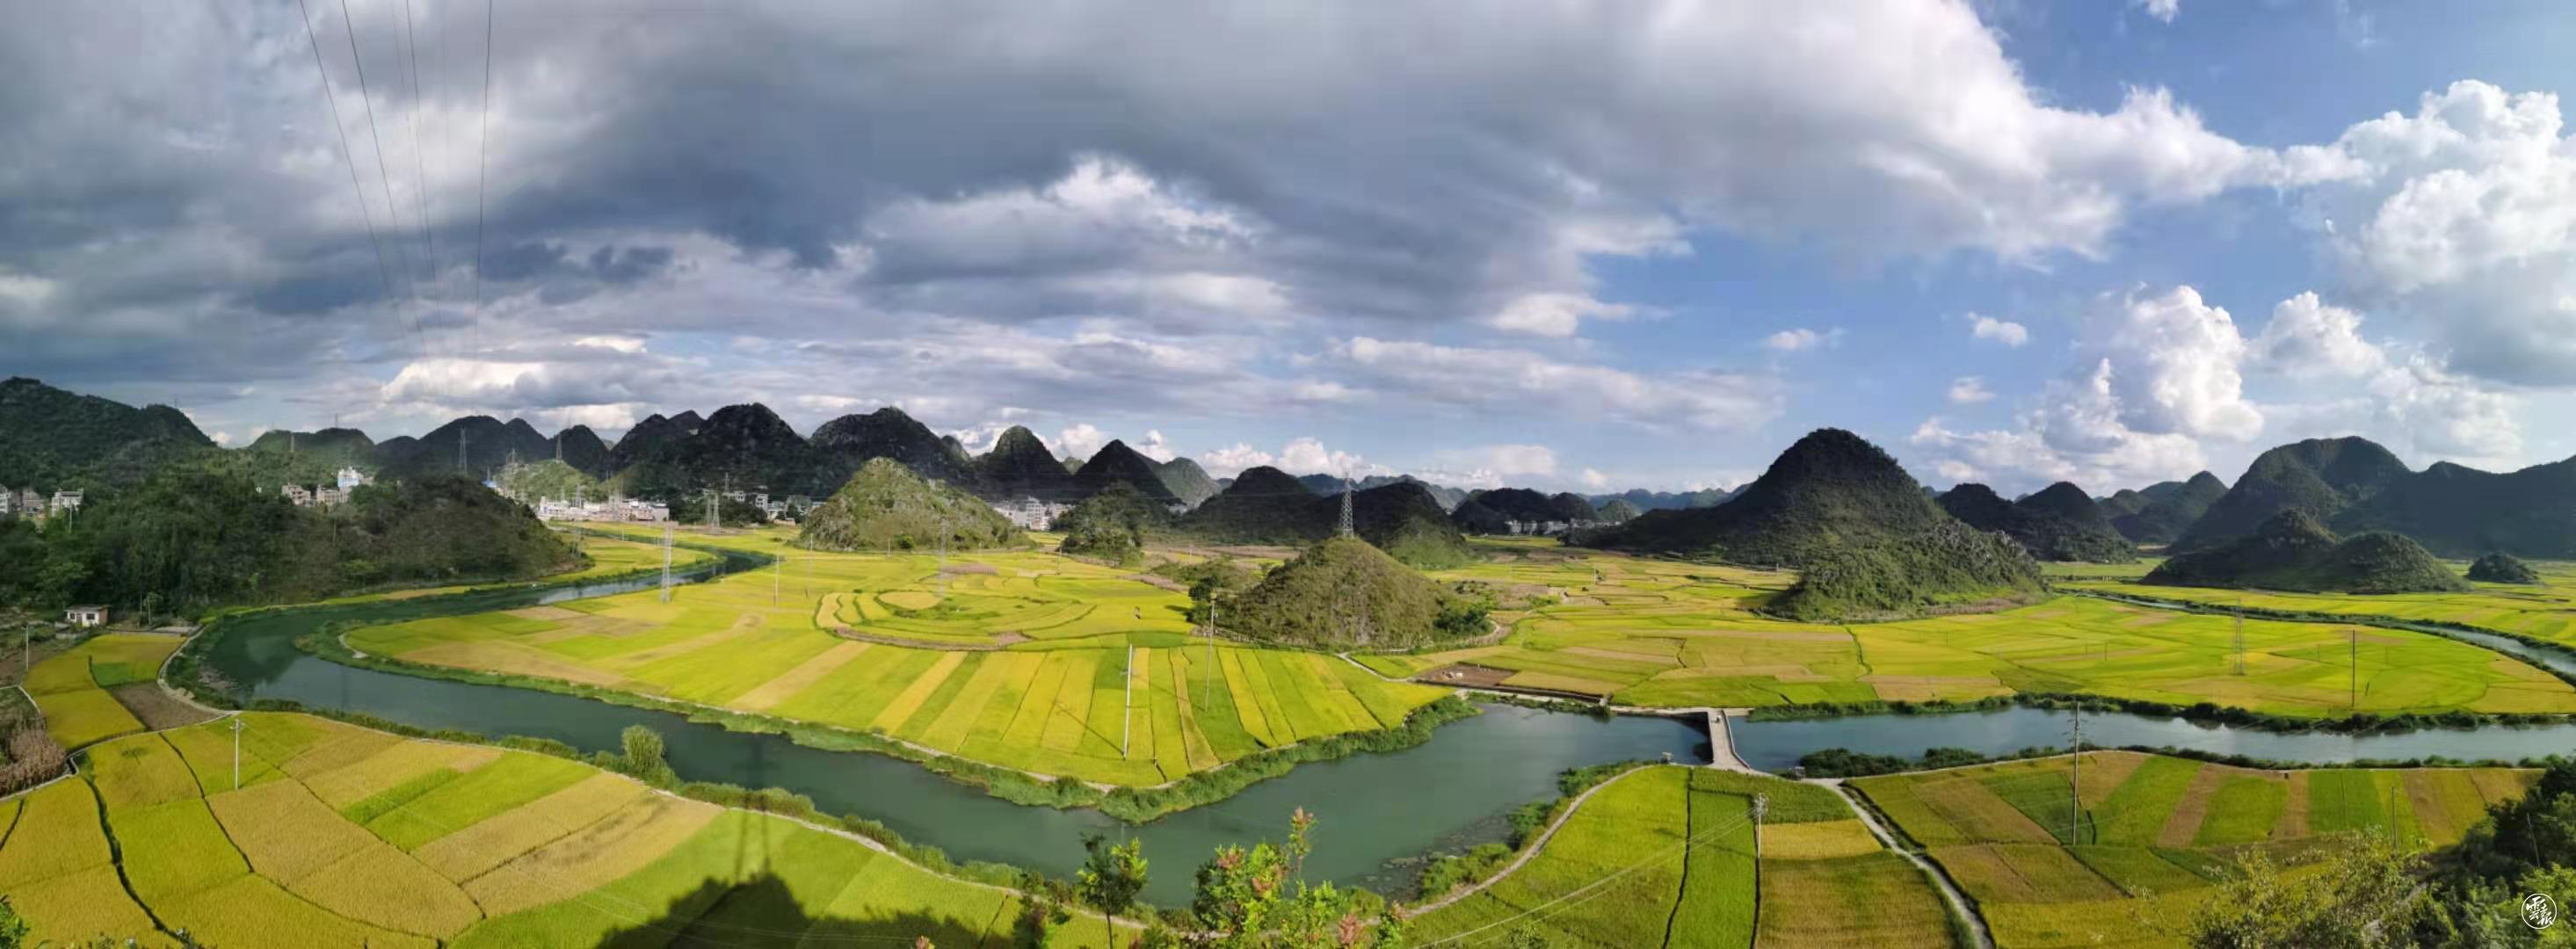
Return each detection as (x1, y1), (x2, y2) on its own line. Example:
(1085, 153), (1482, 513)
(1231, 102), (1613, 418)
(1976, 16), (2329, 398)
(1852, 752), (2542, 947)
(9, 714), (1104, 948)
(343, 529), (1450, 789)
(2064, 560), (2576, 649)
(1400, 549), (2576, 718)
(1411, 764), (1948, 948)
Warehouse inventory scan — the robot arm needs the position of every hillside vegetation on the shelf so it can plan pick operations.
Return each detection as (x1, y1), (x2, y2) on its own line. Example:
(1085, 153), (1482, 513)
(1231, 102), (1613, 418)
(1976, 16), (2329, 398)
(1586, 428), (1950, 567)
(1226, 536), (1487, 648)
(2467, 552), (2543, 584)
(1053, 481), (1168, 564)
(799, 459), (1027, 552)
(0, 376), (215, 489)
(2100, 471), (2225, 544)
(1765, 520), (2048, 621)
(1942, 482), (2136, 562)
(2146, 510), (2467, 594)
(495, 458), (601, 501)
(1175, 469), (1472, 568)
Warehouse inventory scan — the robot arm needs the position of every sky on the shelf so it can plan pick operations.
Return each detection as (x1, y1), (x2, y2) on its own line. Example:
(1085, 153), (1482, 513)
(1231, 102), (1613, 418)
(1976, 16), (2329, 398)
(6, 0), (2576, 496)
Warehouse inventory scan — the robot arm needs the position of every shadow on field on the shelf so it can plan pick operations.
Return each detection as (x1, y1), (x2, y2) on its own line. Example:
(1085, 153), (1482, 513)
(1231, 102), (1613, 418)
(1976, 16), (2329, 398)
(594, 872), (1042, 948)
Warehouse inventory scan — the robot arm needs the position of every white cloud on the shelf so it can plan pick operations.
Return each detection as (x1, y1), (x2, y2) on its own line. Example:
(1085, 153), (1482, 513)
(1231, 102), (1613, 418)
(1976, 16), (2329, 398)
(1948, 376), (1996, 404)
(574, 336), (646, 353)
(1764, 328), (1842, 351)
(1136, 429), (1177, 462)
(2252, 292), (2384, 380)
(1419, 445), (1561, 489)
(2133, 0), (2180, 24)
(2284, 81), (2576, 383)
(1491, 293), (1640, 337)
(208, 430), (234, 447)
(1279, 437), (1368, 476)
(1579, 467), (1611, 489)
(1196, 444), (1274, 478)
(1337, 337), (1782, 432)
(1054, 424), (1108, 459)
(1968, 314), (2030, 347)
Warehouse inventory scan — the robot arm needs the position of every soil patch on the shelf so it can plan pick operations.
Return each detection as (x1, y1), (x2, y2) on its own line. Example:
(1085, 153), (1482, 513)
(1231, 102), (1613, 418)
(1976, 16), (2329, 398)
(1416, 663), (1516, 689)
(107, 684), (219, 731)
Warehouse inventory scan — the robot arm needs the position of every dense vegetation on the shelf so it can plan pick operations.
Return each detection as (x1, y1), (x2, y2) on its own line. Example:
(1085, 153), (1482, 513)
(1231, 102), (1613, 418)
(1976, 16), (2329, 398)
(1070, 439), (1181, 506)
(2466, 552), (2542, 584)
(1764, 519), (2049, 620)
(2099, 470), (2226, 544)
(798, 458), (1028, 552)
(2331, 455), (2576, 558)
(1586, 428), (1952, 567)
(2177, 437), (2413, 551)
(809, 406), (980, 487)
(1151, 455), (1220, 508)
(2146, 510), (2468, 594)
(1457, 487), (1596, 525)
(1175, 470), (1471, 568)
(1586, 485), (1738, 511)
(1054, 481), (1168, 565)
(0, 376), (215, 489)
(976, 425), (1078, 501)
(1224, 536), (1487, 648)
(1942, 481), (2136, 562)
(0, 462), (575, 615)
(1594, 497), (1643, 524)
(494, 458), (602, 502)
(246, 426), (378, 472)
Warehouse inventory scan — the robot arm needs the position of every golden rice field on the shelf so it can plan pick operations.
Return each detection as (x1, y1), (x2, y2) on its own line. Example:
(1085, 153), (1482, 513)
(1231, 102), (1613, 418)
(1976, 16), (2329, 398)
(1850, 750), (2539, 948)
(345, 525), (1448, 786)
(1410, 764), (1956, 948)
(0, 713), (1107, 947)
(310, 534), (712, 606)
(1355, 547), (2576, 718)
(2064, 559), (2576, 649)
(21, 633), (186, 750)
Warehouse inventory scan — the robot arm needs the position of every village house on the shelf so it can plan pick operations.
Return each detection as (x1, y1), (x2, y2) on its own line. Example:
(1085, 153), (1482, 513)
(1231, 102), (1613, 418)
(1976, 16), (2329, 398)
(14, 489), (40, 518)
(990, 496), (1073, 530)
(336, 466), (371, 490)
(281, 483), (314, 505)
(48, 489), (83, 517)
(0, 486), (13, 518)
(63, 605), (108, 628)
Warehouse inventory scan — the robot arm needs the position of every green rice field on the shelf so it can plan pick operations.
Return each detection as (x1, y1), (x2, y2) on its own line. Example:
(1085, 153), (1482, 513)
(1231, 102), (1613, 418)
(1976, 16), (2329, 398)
(345, 525), (1449, 786)
(2064, 559), (2576, 650)
(21, 633), (186, 750)
(1361, 547), (2576, 718)
(1849, 750), (2540, 948)
(1410, 764), (1956, 948)
(313, 534), (712, 606)
(0, 712), (1107, 947)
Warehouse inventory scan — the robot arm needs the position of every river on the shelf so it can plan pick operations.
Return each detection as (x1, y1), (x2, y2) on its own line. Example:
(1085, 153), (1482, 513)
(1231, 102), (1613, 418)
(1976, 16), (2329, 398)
(196, 558), (2576, 905)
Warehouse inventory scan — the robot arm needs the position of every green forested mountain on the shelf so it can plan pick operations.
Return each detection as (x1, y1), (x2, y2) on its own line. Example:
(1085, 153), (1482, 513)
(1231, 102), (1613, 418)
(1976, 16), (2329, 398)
(1940, 482), (2134, 563)
(1071, 440), (1180, 506)
(376, 416), (560, 481)
(1054, 482), (1169, 565)
(976, 425), (1079, 502)
(1173, 469), (1469, 567)
(1586, 486), (1739, 512)
(3, 463), (576, 614)
(553, 425), (614, 479)
(2146, 510), (2466, 594)
(2467, 553), (2542, 584)
(247, 427), (377, 470)
(1766, 520), (2047, 621)
(2174, 438), (2411, 550)
(1596, 498), (1643, 524)
(607, 410), (702, 473)
(0, 376), (215, 489)
(1456, 488), (1593, 525)
(799, 458), (1027, 552)
(615, 403), (831, 497)
(2102, 471), (2226, 544)
(1152, 456), (1221, 509)
(1586, 428), (1949, 567)
(1223, 536), (1486, 648)
(496, 459), (603, 501)
(809, 407), (980, 488)
(1447, 498), (1508, 534)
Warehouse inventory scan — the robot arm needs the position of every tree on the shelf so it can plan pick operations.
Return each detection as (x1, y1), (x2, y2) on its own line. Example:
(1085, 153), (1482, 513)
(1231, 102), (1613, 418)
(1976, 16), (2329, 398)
(619, 725), (675, 786)
(1076, 834), (1148, 948)
(2181, 832), (2428, 948)
(0, 895), (26, 949)
(1190, 811), (1406, 948)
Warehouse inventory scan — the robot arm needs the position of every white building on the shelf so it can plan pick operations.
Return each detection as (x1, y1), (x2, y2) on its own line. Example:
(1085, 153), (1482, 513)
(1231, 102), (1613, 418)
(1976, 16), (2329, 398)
(13, 488), (39, 518)
(991, 496), (1073, 530)
(64, 605), (108, 627)
(48, 489), (82, 517)
(336, 467), (370, 490)
(0, 486), (13, 518)
(281, 484), (314, 506)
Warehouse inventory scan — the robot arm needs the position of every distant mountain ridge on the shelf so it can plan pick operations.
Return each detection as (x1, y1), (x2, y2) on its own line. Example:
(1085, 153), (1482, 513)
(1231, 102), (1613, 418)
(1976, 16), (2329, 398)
(1941, 482), (2136, 563)
(0, 376), (216, 488)
(1173, 467), (1470, 567)
(1587, 486), (1739, 512)
(1586, 428), (1950, 567)
(2176, 436), (2576, 559)
(2148, 510), (2466, 594)
(2100, 472), (2226, 545)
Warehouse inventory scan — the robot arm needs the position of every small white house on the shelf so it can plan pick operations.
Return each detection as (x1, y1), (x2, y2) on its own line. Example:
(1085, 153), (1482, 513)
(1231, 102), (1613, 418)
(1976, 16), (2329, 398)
(65, 605), (109, 627)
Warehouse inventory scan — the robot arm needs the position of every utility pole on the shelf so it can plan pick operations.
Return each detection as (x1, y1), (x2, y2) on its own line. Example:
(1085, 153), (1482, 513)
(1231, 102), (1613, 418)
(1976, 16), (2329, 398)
(2233, 593), (2246, 676)
(1752, 793), (1767, 858)
(936, 514), (951, 598)
(659, 523), (675, 603)
(459, 428), (470, 476)
(2349, 627), (2359, 712)
(2069, 701), (2084, 844)
(231, 717), (247, 790)
(1205, 595), (1218, 714)
(1121, 643), (1135, 758)
(773, 554), (782, 606)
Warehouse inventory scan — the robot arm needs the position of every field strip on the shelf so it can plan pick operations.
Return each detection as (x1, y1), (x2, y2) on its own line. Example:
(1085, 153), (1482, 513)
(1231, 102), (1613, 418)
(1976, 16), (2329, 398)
(729, 641), (870, 713)
(1815, 777), (1996, 949)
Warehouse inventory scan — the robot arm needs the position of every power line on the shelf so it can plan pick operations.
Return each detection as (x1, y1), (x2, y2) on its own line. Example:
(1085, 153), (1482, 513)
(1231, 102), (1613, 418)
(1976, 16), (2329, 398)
(469, 0), (496, 360)
(398, 0), (438, 289)
(293, 0), (398, 302)
(337, 0), (417, 300)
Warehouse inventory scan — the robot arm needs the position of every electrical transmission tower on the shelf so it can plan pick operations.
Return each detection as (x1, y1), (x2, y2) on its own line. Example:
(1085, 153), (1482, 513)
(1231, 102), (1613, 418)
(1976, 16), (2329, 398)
(2068, 701), (2084, 844)
(1338, 469), (1354, 538)
(458, 428), (471, 475)
(2233, 593), (2246, 676)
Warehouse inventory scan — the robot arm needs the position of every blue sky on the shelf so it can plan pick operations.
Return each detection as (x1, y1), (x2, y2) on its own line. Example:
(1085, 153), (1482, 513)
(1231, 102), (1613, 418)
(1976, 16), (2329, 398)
(5, 0), (2575, 496)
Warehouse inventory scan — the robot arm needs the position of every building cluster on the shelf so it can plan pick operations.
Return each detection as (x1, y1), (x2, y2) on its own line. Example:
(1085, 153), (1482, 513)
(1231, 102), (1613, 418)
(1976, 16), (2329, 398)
(0, 487), (83, 521)
(279, 467), (373, 508)
(535, 496), (673, 523)
(1498, 518), (1600, 537)
(990, 496), (1075, 529)
(719, 489), (806, 522)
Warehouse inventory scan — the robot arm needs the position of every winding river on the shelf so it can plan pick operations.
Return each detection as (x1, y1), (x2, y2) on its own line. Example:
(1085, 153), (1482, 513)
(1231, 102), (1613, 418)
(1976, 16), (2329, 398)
(194, 556), (2576, 905)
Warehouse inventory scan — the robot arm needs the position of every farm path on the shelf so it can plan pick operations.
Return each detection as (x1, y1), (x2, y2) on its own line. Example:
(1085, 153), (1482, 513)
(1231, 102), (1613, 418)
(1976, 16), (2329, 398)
(1400, 764), (1654, 918)
(1806, 776), (1995, 949)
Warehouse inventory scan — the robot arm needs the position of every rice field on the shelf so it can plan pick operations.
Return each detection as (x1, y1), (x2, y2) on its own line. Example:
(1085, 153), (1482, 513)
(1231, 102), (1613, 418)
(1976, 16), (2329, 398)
(1409, 764), (1956, 948)
(21, 633), (187, 749)
(2064, 559), (2576, 650)
(1385, 547), (2576, 718)
(313, 534), (714, 606)
(345, 525), (1449, 787)
(1850, 751), (2541, 948)
(0, 713), (1111, 947)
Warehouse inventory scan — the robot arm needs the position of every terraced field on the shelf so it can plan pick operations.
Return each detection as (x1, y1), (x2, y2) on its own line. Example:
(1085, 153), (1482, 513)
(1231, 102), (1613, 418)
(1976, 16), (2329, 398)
(2065, 559), (2576, 649)
(0, 713), (1101, 947)
(21, 634), (188, 750)
(1411, 764), (1956, 947)
(1363, 547), (2576, 718)
(345, 526), (1448, 786)
(1850, 751), (2539, 948)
